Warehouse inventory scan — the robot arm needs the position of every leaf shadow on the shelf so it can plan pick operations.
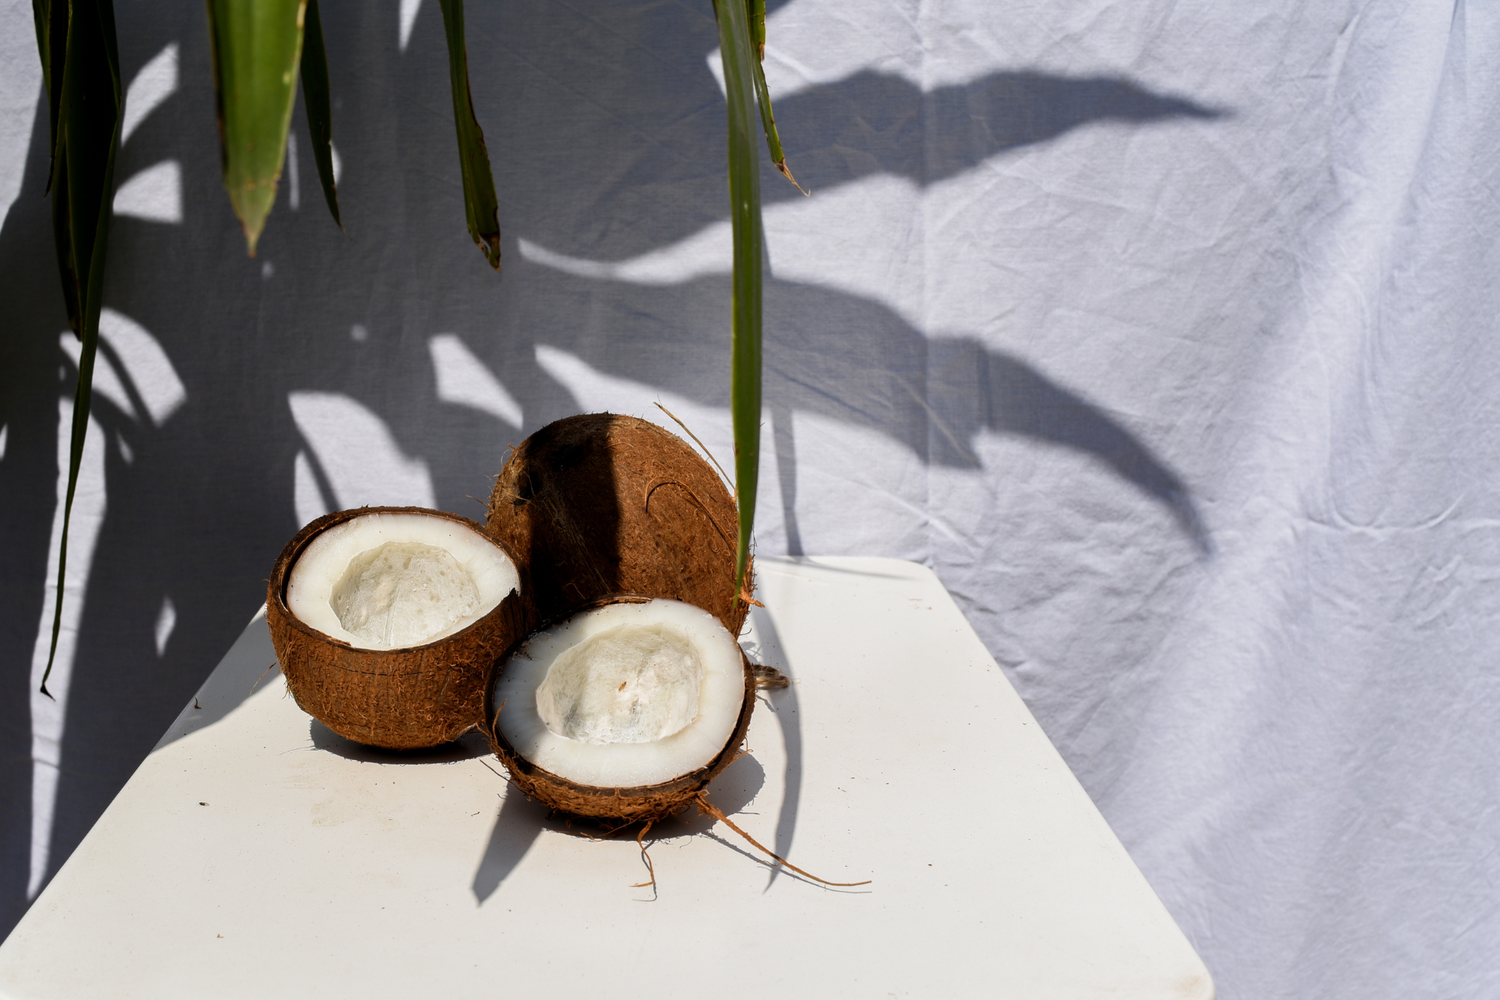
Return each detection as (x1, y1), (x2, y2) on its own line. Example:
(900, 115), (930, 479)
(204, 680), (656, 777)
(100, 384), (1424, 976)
(307, 720), (493, 764)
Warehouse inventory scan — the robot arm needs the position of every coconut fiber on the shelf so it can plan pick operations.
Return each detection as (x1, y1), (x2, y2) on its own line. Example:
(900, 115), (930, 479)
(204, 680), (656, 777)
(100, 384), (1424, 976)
(267, 507), (527, 750)
(487, 413), (752, 635)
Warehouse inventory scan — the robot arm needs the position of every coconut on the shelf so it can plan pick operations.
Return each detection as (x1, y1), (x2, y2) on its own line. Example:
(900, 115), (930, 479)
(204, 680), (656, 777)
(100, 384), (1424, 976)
(267, 506), (526, 749)
(487, 413), (751, 636)
(486, 596), (755, 824)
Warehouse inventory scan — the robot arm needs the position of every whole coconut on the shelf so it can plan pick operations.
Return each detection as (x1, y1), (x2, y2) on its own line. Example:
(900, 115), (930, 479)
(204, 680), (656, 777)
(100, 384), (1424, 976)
(487, 413), (751, 635)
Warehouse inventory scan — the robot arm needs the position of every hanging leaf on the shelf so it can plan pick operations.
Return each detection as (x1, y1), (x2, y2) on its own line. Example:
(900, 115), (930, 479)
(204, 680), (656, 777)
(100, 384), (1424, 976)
(437, 0), (501, 269)
(747, 40), (802, 192)
(31, 0), (66, 196)
(712, 0), (763, 604)
(742, 0), (803, 193)
(748, 0), (766, 59)
(299, 0), (340, 228)
(206, 0), (306, 255)
(32, 0), (123, 694)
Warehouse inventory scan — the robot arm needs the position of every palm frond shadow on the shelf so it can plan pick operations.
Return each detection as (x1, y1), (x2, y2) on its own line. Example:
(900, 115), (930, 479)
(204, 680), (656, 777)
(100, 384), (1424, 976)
(0, 0), (1225, 939)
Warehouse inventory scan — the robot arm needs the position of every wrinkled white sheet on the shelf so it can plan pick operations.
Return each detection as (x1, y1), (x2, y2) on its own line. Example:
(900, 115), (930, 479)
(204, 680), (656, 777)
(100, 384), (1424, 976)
(1, 1), (1496, 997)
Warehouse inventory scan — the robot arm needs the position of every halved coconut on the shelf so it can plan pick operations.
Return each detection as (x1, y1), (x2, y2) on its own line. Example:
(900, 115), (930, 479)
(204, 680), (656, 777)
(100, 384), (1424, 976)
(486, 596), (755, 823)
(267, 507), (526, 749)
(487, 413), (752, 636)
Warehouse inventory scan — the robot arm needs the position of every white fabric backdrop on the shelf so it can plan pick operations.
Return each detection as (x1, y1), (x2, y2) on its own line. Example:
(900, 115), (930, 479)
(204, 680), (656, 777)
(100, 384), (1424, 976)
(2, 1), (1497, 997)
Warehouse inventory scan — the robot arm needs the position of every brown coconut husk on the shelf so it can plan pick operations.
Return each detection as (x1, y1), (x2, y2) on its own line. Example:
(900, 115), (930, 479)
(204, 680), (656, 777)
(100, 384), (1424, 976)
(267, 506), (528, 750)
(487, 413), (752, 636)
(483, 595), (757, 824)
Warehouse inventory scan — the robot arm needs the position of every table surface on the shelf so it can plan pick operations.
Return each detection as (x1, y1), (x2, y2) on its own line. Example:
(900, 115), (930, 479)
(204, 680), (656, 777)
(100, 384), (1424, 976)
(0, 557), (1213, 999)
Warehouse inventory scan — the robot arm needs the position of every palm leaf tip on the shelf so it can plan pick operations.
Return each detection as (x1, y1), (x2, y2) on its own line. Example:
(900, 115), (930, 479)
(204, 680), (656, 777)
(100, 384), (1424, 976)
(741, 6), (804, 196)
(300, 0), (342, 229)
(776, 160), (806, 195)
(232, 183), (277, 256)
(207, 0), (307, 257)
(437, 0), (502, 270)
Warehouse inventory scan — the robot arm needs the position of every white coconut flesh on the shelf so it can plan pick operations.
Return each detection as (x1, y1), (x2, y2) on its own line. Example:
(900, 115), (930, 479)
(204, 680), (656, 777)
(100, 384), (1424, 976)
(494, 599), (744, 788)
(286, 512), (519, 649)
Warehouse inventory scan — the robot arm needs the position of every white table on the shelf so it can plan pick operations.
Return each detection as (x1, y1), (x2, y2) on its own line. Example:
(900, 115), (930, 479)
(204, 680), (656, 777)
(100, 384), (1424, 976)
(0, 557), (1213, 999)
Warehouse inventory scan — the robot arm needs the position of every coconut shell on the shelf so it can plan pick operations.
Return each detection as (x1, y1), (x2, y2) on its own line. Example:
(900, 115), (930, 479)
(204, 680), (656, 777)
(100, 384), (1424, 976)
(267, 507), (528, 750)
(488, 413), (752, 636)
(483, 596), (757, 823)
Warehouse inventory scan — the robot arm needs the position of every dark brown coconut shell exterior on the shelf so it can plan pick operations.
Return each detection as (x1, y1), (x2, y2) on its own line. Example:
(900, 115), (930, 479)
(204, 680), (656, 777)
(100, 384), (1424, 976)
(483, 597), (757, 823)
(487, 413), (752, 637)
(267, 506), (528, 750)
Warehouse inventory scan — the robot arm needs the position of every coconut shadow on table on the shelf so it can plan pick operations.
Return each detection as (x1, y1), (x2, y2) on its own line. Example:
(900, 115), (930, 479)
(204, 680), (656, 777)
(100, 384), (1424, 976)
(740, 605), (805, 892)
(307, 721), (493, 764)
(470, 747), (768, 903)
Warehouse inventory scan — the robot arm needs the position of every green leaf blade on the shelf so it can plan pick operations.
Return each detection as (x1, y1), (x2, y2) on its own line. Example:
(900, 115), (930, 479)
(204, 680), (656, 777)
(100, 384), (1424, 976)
(437, 0), (501, 269)
(37, 0), (122, 694)
(32, 0), (67, 193)
(749, 0), (766, 60)
(207, 0), (306, 255)
(741, 0), (803, 194)
(748, 46), (803, 194)
(714, 0), (764, 604)
(299, 0), (340, 228)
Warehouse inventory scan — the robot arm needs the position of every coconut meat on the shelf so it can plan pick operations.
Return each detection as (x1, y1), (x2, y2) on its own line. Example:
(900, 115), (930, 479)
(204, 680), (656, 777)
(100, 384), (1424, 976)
(286, 511), (519, 649)
(495, 599), (744, 788)
(535, 623), (704, 744)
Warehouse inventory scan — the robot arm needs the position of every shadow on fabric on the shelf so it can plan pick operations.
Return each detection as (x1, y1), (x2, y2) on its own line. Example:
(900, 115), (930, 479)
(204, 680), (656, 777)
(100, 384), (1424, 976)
(0, 0), (1222, 941)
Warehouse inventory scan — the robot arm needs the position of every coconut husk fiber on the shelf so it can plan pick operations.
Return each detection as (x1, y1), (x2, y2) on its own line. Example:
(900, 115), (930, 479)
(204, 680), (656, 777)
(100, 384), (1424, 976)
(487, 413), (752, 636)
(267, 507), (527, 750)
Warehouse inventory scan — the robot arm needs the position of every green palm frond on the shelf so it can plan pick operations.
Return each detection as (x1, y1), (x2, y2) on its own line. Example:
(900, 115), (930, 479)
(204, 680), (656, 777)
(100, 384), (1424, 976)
(31, 0), (123, 695)
(714, 0), (765, 602)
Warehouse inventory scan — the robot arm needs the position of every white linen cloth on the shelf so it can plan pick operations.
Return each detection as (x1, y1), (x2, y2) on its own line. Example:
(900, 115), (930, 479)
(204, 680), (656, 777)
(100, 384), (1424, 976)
(0, 2), (1496, 997)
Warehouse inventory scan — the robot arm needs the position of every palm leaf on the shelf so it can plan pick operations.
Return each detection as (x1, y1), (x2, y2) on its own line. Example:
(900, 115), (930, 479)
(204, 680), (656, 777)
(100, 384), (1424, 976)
(300, 0), (340, 228)
(713, 0), (764, 603)
(437, 0), (501, 269)
(744, 1), (804, 194)
(33, 0), (123, 694)
(748, 0), (766, 59)
(31, 0), (66, 196)
(206, 0), (306, 255)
